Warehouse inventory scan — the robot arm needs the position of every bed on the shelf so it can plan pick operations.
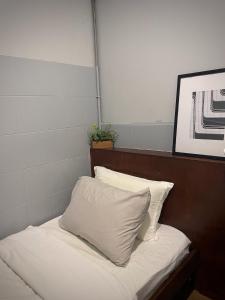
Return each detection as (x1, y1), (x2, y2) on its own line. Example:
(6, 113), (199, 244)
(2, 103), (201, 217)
(90, 147), (225, 300)
(0, 217), (194, 300)
(0, 148), (206, 300)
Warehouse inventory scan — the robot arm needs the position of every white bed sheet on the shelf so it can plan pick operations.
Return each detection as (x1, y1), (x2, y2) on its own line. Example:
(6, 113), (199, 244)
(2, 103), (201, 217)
(0, 258), (41, 300)
(0, 226), (133, 300)
(41, 217), (191, 300)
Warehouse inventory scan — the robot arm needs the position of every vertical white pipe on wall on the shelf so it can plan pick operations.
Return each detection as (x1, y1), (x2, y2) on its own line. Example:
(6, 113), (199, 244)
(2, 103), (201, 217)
(91, 0), (102, 128)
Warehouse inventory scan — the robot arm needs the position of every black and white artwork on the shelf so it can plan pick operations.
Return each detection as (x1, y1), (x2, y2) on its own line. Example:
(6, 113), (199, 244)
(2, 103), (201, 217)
(193, 89), (225, 140)
(173, 69), (225, 160)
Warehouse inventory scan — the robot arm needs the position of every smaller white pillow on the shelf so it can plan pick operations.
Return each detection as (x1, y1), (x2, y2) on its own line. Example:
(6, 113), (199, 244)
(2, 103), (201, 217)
(94, 166), (174, 241)
(60, 176), (150, 266)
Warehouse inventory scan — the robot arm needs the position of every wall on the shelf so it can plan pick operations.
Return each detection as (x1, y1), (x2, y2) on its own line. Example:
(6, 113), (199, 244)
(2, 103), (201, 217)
(96, 0), (225, 151)
(0, 0), (97, 238)
(0, 0), (94, 66)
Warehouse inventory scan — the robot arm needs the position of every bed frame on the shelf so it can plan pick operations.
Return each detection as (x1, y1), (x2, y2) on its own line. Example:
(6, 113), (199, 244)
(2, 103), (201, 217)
(90, 148), (225, 300)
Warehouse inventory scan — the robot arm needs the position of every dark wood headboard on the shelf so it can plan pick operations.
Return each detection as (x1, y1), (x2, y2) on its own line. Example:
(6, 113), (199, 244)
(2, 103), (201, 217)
(90, 148), (225, 300)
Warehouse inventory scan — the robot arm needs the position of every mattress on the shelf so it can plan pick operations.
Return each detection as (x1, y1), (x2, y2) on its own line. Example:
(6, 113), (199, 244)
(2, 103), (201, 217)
(0, 217), (190, 300)
(41, 217), (191, 300)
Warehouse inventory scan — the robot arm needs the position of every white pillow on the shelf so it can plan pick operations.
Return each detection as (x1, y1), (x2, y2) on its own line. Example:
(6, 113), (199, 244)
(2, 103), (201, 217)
(60, 176), (150, 266)
(94, 166), (174, 241)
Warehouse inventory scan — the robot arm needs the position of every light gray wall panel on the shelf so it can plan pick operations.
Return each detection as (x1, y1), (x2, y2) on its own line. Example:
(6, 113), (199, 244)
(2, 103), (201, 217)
(0, 171), (27, 213)
(0, 96), (97, 135)
(23, 156), (89, 202)
(24, 160), (76, 200)
(25, 155), (91, 226)
(26, 188), (72, 226)
(0, 127), (89, 172)
(0, 55), (96, 96)
(0, 55), (96, 238)
(0, 98), (21, 135)
(0, 203), (28, 238)
(113, 123), (174, 152)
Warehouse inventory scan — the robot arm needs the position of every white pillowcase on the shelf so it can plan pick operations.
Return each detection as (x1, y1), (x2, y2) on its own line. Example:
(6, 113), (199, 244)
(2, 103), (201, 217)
(94, 166), (174, 241)
(60, 176), (150, 266)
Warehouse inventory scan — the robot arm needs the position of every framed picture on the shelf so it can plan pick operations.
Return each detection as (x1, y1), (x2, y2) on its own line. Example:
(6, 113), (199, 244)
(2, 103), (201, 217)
(173, 68), (225, 161)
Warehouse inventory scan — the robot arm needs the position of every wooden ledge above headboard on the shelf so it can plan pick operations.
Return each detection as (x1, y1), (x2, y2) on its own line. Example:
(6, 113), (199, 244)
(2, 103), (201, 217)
(90, 148), (225, 300)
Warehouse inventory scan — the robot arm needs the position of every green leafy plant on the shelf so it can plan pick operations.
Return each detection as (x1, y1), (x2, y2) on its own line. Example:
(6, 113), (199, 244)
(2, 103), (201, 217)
(88, 124), (118, 145)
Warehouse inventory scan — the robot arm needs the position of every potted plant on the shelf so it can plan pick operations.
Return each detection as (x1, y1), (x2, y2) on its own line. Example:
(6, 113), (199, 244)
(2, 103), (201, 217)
(88, 124), (118, 149)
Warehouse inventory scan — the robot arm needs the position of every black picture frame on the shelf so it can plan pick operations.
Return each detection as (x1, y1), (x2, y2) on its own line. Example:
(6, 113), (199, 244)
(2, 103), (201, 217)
(173, 68), (225, 161)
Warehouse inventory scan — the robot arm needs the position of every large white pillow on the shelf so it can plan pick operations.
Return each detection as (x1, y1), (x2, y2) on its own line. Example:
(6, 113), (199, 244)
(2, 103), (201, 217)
(60, 176), (150, 266)
(94, 166), (174, 241)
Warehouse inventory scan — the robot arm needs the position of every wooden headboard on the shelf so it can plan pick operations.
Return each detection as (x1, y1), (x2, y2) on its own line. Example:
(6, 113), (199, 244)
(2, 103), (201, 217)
(90, 148), (225, 300)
